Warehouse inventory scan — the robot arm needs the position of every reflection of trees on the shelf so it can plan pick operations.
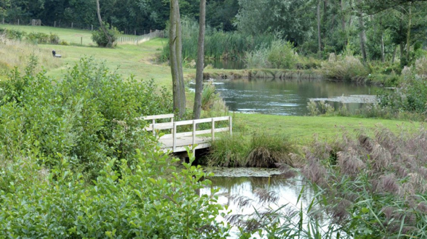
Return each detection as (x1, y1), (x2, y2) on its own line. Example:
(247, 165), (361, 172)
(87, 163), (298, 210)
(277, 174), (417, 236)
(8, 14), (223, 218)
(214, 79), (380, 115)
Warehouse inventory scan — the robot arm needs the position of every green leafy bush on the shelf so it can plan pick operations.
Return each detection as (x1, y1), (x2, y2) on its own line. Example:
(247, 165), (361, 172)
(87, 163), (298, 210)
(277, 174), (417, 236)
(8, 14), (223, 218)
(0, 28), (27, 40)
(0, 57), (172, 178)
(92, 24), (120, 47)
(0, 150), (229, 238)
(267, 40), (297, 69)
(321, 53), (370, 82)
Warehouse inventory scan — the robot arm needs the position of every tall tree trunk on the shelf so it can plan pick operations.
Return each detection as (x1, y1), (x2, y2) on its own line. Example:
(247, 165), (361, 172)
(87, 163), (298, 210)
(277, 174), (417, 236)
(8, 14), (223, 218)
(317, 0), (322, 58)
(356, 0), (367, 62)
(340, 0), (347, 45)
(170, 0), (186, 118)
(381, 32), (385, 62)
(95, 0), (112, 47)
(380, 17), (385, 62)
(406, 1), (412, 61)
(193, 0), (206, 120)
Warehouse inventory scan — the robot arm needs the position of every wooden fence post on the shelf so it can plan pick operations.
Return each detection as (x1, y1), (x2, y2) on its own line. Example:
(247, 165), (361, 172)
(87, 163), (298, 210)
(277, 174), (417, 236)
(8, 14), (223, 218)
(54, 21), (56, 27)
(91, 25), (93, 31)
(71, 22), (73, 28)
(2, 18), (4, 24)
(18, 19), (20, 25)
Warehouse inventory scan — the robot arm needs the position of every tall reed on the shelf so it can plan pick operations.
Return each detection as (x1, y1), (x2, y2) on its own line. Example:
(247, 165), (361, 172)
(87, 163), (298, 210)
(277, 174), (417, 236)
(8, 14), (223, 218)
(301, 126), (427, 238)
(161, 19), (275, 62)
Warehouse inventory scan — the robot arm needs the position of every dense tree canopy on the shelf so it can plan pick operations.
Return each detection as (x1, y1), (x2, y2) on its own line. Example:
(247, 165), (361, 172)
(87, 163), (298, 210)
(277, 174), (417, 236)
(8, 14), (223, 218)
(2, 0), (427, 64)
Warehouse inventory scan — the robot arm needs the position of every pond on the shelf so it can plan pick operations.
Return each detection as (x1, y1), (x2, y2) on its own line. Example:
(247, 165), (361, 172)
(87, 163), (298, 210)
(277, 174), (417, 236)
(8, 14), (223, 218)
(200, 171), (343, 238)
(191, 78), (380, 116)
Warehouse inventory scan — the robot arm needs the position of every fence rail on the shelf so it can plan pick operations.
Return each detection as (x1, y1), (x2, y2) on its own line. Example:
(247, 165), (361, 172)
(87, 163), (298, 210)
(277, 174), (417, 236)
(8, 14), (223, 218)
(143, 114), (232, 153)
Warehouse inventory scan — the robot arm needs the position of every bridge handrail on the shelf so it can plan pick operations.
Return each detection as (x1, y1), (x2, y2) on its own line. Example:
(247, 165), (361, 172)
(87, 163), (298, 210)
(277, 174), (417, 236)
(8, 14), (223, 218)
(142, 114), (232, 152)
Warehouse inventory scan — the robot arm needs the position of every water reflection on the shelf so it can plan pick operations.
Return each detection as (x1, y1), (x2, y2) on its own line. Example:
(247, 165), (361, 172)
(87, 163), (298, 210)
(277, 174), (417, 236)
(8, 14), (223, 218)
(201, 176), (340, 238)
(201, 79), (379, 116)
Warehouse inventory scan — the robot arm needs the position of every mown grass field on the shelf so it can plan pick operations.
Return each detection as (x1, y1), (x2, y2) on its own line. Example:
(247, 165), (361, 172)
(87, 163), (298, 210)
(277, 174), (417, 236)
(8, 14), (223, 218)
(1, 24), (422, 145)
(233, 113), (421, 145)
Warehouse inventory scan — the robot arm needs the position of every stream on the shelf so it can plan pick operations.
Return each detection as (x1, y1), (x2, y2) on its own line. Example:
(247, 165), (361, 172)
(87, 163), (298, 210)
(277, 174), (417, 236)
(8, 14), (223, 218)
(190, 78), (380, 116)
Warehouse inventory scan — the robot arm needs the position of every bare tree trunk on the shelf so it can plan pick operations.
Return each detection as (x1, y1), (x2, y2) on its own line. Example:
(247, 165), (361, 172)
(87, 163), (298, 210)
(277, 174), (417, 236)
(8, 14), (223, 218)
(317, 0), (322, 58)
(381, 33), (385, 62)
(96, 0), (112, 47)
(406, 1), (412, 60)
(170, 0), (186, 118)
(193, 0), (206, 120)
(356, 0), (367, 62)
(339, 0), (347, 45)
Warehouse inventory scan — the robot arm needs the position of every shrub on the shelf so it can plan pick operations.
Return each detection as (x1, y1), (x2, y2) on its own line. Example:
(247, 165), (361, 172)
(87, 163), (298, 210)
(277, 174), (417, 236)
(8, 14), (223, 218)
(0, 57), (172, 178)
(245, 46), (271, 69)
(0, 28), (27, 40)
(321, 53), (370, 82)
(267, 40), (297, 69)
(0, 150), (230, 238)
(26, 32), (49, 44)
(92, 24), (120, 47)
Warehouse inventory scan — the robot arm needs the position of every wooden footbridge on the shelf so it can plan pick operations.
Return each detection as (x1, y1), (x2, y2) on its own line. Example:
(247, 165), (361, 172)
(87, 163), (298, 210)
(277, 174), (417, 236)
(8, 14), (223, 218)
(144, 114), (232, 153)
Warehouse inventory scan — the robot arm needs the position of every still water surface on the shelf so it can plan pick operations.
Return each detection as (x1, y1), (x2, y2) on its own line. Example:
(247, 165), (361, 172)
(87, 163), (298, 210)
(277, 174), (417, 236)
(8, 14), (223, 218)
(201, 175), (340, 238)
(201, 79), (380, 116)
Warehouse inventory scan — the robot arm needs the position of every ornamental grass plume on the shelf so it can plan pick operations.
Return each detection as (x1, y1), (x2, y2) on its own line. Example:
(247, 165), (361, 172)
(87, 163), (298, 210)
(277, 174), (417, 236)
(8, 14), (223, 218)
(301, 126), (427, 237)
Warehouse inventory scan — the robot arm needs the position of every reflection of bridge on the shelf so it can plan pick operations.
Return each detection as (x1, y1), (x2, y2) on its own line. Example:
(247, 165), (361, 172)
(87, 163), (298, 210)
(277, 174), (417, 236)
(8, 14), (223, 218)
(144, 114), (232, 153)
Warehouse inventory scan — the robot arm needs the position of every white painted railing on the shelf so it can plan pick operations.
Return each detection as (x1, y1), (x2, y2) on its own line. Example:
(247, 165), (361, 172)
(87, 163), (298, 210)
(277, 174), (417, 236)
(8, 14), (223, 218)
(143, 114), (232, 152)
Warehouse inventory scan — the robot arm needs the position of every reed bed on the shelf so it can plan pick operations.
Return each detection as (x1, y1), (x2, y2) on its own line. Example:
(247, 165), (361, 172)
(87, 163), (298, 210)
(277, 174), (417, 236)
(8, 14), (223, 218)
(301, 126), (427, 237)
(161, 19), (274, 62)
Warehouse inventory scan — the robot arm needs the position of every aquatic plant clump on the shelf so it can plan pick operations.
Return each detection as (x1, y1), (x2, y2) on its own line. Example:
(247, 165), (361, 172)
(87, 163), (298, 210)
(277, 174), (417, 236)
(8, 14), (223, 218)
(208, 133), (297, 168)
(302, 126), (427, 238)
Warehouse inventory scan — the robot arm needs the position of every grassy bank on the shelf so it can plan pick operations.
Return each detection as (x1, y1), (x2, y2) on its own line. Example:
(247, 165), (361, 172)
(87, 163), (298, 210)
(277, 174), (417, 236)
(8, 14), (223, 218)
(206, 113), (420, 167)
(233, 114), (419, 145)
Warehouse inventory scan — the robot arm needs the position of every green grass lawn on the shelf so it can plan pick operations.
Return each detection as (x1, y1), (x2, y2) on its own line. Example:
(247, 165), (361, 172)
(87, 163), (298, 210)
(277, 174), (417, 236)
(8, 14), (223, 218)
(38, 39), (180, 86)
(233, 113), (421, 145)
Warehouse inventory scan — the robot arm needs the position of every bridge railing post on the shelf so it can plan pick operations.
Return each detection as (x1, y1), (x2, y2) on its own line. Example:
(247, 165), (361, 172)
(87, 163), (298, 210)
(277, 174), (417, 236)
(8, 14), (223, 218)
(192, 121), (196, 146)
(229, 116), (232, 135)
(192, 120), (196, 155)
(152, 119), (155, 136)
(211, 118), (215, 141)
(173, 122), (177, 152)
